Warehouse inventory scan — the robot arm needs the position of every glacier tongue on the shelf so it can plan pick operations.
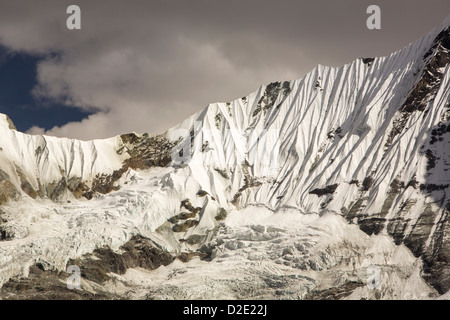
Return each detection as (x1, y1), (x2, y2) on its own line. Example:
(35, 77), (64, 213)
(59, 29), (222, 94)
(0, 17), (450, 299)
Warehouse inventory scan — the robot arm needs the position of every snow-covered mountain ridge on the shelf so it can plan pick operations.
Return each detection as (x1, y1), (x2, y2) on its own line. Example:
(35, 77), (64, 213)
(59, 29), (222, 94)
(0, 16), (449, 299)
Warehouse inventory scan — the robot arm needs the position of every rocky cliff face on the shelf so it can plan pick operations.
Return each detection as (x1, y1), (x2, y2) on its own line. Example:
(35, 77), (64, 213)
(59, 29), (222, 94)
(0, 18), (449, 299)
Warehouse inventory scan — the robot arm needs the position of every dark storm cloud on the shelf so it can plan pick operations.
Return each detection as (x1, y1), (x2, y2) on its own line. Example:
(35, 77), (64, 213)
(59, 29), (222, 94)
(0, 0), (448, 139)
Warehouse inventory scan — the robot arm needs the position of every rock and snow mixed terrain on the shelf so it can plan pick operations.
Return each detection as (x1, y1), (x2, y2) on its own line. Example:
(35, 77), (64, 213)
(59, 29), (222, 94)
(0, 17), (449, 300)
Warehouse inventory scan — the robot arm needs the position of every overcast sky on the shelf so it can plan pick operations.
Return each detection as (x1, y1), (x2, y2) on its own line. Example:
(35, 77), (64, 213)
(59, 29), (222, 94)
(0, 0), (449, 140)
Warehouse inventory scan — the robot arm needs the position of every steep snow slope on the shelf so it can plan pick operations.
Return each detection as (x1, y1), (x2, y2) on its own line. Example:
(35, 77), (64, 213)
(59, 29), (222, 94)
(0, 112), (178, 204)
(0, 113), (126, 202)
(171, 19), (449, 213)
(0, 17), (449, 299)
(164, 17), (450, 293)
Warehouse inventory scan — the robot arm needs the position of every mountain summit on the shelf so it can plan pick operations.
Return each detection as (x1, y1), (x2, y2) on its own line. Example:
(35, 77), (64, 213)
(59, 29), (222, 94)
(0, 17), (449, 299)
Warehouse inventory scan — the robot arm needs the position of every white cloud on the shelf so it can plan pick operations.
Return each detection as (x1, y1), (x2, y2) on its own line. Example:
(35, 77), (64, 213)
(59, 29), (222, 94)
(25, 125), (46, 136)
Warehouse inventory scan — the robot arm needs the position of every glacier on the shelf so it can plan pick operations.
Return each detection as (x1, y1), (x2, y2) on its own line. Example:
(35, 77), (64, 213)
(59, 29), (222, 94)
(0, 16), (449, 299)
